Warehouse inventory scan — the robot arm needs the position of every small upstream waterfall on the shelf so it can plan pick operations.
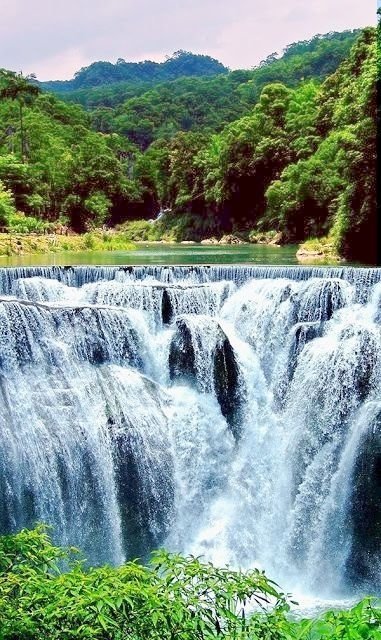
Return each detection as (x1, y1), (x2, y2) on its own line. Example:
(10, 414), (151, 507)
(0, 266), (380, 597)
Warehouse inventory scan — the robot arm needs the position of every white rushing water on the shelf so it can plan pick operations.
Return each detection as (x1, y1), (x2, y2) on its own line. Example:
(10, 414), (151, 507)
(0, 265), (380, 605)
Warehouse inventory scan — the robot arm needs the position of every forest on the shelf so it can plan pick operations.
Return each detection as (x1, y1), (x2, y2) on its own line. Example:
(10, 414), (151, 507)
(0, 26), (377, 262)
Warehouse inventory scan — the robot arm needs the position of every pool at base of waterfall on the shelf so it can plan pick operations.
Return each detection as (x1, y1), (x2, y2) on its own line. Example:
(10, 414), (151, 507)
(289, 594), (360, 619)
(0, 264), (380, 613)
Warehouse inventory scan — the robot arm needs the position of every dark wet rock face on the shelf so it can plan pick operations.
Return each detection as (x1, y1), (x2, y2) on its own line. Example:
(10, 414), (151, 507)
(112, 427), (174, 560)
(339, 326), (378, 404)
(169, 317), (243, 439)
(161, 289), (173, 325)
(352, 333), (378, 404)
(56, 308), (145, 370)
(288, 322), (323, 383)
(213, 335), (242, 440)
(297, 279), (351, 323)
(169, 318), (197, 383)
(107, 398), (174, 561)
(272, 321), (322, 411)
(347, 412), (381, 591)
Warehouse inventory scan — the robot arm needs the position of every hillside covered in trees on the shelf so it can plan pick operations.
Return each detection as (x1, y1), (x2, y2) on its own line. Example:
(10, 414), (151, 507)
(43, 31), (361, 148)
(0, 27), (377, 262)
(40, 51), (229, 93)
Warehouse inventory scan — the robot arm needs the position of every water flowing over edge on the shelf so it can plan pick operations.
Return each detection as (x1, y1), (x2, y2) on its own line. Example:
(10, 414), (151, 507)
(0, 264), (380, 296)
(0, 264), (380, 607)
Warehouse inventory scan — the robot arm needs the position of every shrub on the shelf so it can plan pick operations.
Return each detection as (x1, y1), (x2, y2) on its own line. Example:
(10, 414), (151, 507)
(0, 180), (16, 226)
(0, 526), (291, 639)
(6, 211), (48, 233)
(0, 527), (379, 639)
(84, 192), (112, 229)
(120, 219), (156, 241)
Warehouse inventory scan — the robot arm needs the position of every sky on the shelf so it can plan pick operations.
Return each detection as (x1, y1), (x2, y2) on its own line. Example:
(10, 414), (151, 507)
(0, 0), (376, 81)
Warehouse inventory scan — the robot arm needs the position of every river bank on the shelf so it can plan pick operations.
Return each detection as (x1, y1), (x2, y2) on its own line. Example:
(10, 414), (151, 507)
(0, 231), (135, 256)
(0, 227), (341, 266)
(0, 241), (354, 269)
(296, 236), (341, 262)
(119, 219), (342, 263)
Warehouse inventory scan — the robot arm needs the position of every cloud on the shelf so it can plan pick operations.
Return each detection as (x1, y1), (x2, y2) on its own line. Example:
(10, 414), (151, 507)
(0, 0), (375, 79)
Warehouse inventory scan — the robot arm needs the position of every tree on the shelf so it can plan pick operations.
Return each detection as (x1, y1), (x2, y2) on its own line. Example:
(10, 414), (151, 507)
(0, 70), (40, 161)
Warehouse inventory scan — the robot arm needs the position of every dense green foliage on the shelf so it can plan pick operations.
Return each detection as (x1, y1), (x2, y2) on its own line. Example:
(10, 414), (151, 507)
(0, 27), (376, 261)
(265, 28), (376, 261)
(131, 27), (375, 262)
(0, 527), (380, 639)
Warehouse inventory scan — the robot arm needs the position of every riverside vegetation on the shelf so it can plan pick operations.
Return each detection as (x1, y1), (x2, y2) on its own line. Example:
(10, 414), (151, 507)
(0, 526), (380, 640)
(0, 231), (135, 257)
(0, 25), (377, 262)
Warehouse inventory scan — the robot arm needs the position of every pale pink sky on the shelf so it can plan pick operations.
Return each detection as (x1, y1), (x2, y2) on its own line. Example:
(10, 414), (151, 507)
(0, 0), (376, 80)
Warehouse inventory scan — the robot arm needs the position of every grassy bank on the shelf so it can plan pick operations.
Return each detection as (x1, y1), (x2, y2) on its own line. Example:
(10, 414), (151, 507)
(119, 217), (277, 245)
(118, 214), (222, 243)
(296, 236), (341, 263)
(0, 231), (136, 256)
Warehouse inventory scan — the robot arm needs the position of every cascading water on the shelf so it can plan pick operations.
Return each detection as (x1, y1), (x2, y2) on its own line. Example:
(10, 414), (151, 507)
(0, 265), (380, 601)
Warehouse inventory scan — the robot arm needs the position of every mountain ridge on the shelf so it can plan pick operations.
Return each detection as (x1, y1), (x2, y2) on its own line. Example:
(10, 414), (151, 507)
(39, 51), (228, 92)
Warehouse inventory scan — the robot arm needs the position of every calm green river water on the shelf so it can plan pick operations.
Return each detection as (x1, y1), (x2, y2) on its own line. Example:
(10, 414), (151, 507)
(0, 242), (344, 267)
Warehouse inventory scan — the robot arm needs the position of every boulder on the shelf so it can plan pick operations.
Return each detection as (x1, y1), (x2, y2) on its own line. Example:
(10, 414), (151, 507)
(213, 333), (242, 440)
(168, 318), (196, 383)
(268, 232), (283, 246)
(161, 289), (173, 325)
(201, 237), (219, 245)
(296, 248), (324, 258)
(219, 235), (244, 245)
(169, 317), (243, 439)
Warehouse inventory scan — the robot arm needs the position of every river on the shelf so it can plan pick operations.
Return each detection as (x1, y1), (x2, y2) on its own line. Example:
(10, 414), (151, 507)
(0, 241), (345, 267)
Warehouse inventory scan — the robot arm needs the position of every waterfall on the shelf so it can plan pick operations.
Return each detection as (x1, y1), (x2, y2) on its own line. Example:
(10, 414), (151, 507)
(0, 266), (380, 597)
